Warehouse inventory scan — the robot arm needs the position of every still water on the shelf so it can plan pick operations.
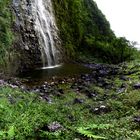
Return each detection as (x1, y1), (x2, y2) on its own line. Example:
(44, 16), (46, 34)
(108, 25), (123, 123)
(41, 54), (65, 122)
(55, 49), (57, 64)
(19, 63), (92, 85)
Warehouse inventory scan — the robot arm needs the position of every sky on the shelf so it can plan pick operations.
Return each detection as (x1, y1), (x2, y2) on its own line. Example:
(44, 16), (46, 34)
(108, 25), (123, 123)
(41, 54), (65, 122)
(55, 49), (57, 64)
(94, 0), (140, 48)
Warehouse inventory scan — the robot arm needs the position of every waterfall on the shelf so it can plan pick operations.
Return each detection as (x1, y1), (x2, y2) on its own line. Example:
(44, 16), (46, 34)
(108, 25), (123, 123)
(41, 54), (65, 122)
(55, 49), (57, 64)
(33, 0), (60, 67)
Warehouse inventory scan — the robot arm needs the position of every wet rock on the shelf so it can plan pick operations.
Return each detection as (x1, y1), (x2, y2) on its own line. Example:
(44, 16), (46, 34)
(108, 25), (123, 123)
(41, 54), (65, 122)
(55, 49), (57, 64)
(52, 90), (62, 97)
(74, 98), (84, 104)
(116, 88), (126, 94)
(44, 81), (48, 85)
(87, 93), (97, 98)
(50, 82), (55, 86)
(99, 70), (109, 76)
(58, 89), (64, 94)
(0, 80), (5, 85)
(133, 83), (140, 89)
(47, 122), (63, 132)
(85, 90), (97, 98)
(31, 88), (40, 93)
(39, 84), (49, 93)
(41, 95), (52, 103)
(91, 105), (111, 115)
(81, 74), (91, 81)
(51, 88), (64, 97)
(133, 116), (140, 124)
(12, 0), (42, 73)
(77, 86), (85, 91)
(71, 81), (87, 92)
(58, 79), (66, 84)
(120, 75), (128, 81)
(9, 84), (18, 89)
(39, 92), (44, 96)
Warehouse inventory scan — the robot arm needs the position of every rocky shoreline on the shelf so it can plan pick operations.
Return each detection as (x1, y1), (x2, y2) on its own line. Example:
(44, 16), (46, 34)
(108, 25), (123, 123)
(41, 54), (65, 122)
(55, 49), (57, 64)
(1, 62), (140, 101)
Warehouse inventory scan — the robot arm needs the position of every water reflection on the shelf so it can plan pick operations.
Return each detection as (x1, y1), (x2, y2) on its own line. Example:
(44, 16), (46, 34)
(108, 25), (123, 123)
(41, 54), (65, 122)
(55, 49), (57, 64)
(19, 63), (92, 81)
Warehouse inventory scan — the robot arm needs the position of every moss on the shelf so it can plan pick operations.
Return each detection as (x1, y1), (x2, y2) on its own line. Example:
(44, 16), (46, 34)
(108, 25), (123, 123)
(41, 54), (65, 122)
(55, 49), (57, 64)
(52, 0), (137, 63)
(52, 0), (114, 57)
(0, 0), (14, 70)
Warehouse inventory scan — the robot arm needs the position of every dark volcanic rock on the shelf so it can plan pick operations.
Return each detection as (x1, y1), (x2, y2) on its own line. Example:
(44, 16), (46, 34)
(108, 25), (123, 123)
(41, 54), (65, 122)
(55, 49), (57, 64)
(133, 116), (140, 124)
(58, 89), (64, 94)
(133, 83), (140, 89)
(0, 80), (6, 86)
(116, 88), (126, 94)
(74, 98), (84, 104)
(12, 0), (42, 73)
(47, 122), (63, 132)
(84, 89), (97, 98)
(40, 122), (63, 132)
(91, 105), (111, 115)
(99, 70), (109, 76)
(120, 75), (128, 81)
(41, 95), (52, 103)
(87, 92), (97, 98)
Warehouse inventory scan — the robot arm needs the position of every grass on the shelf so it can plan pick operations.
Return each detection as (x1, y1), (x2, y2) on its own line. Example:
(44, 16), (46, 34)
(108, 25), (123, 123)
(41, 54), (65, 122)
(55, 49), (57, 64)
(1, 60), (140, 139)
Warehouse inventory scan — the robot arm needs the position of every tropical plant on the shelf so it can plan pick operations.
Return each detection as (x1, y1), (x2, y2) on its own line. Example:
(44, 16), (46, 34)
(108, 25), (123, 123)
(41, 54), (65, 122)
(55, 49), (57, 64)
(77, 124), (113, 139)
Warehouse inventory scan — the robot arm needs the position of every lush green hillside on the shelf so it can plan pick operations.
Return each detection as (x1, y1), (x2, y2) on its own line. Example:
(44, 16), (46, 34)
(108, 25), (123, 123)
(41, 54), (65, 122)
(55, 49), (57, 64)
(52, 0), (113, 55)
(0, 0), (137, 72)
(52, 0), (136, 63)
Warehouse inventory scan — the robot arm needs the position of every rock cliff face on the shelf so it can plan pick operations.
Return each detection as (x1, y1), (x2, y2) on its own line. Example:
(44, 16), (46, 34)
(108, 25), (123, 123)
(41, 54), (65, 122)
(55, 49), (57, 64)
(12, 0), (62, 73)
(12, 0), (42, 72)
(0, 0), (115, 73)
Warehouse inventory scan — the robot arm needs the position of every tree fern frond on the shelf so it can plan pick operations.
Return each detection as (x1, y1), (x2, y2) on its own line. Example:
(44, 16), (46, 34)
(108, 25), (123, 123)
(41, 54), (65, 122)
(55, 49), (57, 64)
(76, 123), (113, 139)
(77, 127), (107, 139)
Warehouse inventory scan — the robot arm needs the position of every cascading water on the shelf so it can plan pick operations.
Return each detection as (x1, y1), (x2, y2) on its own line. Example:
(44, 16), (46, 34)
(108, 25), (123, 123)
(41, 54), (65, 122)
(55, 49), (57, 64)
(33, 0), (60, 67)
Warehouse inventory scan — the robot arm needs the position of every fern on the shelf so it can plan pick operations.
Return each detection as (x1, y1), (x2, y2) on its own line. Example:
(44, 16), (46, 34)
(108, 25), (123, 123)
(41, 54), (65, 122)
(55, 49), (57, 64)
(83, 124), (113, 130)
(77, 124), (113, 139)
(0, 126), (15, 139)
(77, 127), (107, 139)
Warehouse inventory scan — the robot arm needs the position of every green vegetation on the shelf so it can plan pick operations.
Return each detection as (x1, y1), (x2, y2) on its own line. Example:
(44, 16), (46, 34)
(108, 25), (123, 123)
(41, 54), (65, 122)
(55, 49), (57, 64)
(0, 0), (138, 71)
(52, 0), (137, 63)
(0, 1), (140, 139)
(52, 0), (113, 57)
(0, 0), (14, 70)
(1, 60), (140, 139)
(77, 124), (109, 139)
(85, 37), (137, 64)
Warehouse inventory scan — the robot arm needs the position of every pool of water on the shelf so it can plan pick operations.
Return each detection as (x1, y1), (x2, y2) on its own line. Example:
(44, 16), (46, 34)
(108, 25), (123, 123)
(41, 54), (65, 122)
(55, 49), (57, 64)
(19, 63), (92, 86)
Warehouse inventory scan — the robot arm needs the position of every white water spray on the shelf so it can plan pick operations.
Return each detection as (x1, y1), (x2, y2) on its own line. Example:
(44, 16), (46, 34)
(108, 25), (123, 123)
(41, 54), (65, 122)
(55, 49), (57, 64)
(33, 0), (60, 67)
